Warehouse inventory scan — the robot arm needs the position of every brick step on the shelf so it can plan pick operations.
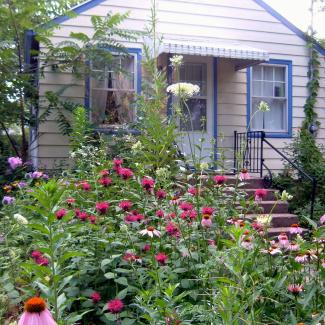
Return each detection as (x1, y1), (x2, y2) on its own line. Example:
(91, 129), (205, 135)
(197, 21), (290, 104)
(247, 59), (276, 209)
(268, 227), (308, 239)
(246, 213), (299, 227)
(225, 177), (265, 189)
(257, 201), (289, 214)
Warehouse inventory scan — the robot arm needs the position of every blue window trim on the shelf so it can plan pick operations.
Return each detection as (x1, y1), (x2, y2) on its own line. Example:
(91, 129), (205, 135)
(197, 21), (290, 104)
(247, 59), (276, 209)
(85, 47), (142, 118)
(246, 59), (293, 138)
(213, 57), (218, 160)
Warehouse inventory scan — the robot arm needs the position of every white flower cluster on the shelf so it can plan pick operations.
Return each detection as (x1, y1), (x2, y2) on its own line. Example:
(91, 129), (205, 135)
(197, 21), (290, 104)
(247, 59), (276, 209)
(167, 82), (200, 99)
(156, 167), (170, 180)
(131, 141), (143, 152)
(13, 213), (28, 225)
(170, 55), (183, 67)
(281, 190), (293, 201)
(258, 101), (270, 112)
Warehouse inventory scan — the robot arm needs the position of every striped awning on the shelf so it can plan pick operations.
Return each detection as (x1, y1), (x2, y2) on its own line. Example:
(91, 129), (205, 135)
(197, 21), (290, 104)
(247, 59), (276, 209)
(159, 39), (269, 61)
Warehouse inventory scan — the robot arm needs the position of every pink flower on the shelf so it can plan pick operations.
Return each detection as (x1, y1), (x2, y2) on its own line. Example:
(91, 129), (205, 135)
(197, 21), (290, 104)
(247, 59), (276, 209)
(36, 257), (49, 266)
(119, 200), (133, 211)
(118, 167), (133, 180)
(202, 207), (214, 216)
(90, 292), (101, 304)
(143, 244), (151, 252)
(179, 202), (193, 211)
(213, 175), (227, 185)
(287, 242), (300, 251)
(207, 239), (216, 246)
(123, 252), (141, 263)
(278, 233), (289, 248)
(201, 215), (212, 228)
(89, 215), (97, 224)
(66, 198), (75, 206)
(155, 252), (168, 265)
(320, 215), (325, 225)
(139, 226), (161, 238)
(165, 222), (180, 238)
(100, 169), (110, 177)
(239, 169), (250, 181)
(254, 189), (267, 202)
(96, 202), (110, 215)
(295, 254), (309, 264)
(8, 156), (23, 169)
(18, 297), (56, 325)
(156, 189), (167, 199)
(180, 210), (197, 220)
(241, 237), (254, 250)
(188, 187), (198, 196)
(55, 208), (67, 220)
(141, 176), (155, 192)
(322, 259), (325, 268)
(288, 284), (303, 294)
(168, 212), (176, 219)
(99, 177), (112, 187)
(156, 210), (164, 218)
(31, 251), (42, 259)
(78, 211), (88, 222)
(80, 181), (91, 191)
(113, 158), (123, 166)
(107, 299), (124, 314)
(290, 224), (303, 234)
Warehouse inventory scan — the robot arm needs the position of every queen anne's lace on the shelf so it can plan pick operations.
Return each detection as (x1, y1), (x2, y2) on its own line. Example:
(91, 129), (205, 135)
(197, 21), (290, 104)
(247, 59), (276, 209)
(167, 82), (200, 99)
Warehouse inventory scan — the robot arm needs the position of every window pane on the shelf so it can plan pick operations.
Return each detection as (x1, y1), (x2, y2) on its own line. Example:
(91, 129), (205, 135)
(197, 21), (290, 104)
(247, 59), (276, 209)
(180, 99), (207, 131)
(180, 63), (207, 96)
(252, 65), (262, 80)
(263, 66), (273, 81)
(263, 81), (273, 97)
(264, 99), (286, 131)
(252, 81), (262, 96)
(274, 67), (285, 81)
(274, 82), (285, 97)
(91, 89), (135, 126)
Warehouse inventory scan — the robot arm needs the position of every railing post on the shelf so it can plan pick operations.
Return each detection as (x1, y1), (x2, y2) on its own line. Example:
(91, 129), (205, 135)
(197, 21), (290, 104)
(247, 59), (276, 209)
(310, 177), (317, 220)
(260, 131), (265, 178)
(234, 131), (237, 173)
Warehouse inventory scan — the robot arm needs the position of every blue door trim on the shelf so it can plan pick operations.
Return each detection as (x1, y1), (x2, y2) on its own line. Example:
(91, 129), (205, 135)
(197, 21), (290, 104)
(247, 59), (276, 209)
(213, 58), (218, 160)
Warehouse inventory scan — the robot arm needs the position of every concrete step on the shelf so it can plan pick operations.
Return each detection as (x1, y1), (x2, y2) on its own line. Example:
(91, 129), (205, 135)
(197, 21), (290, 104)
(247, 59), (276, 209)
(244, 189), (278, 201)
(225, 177), (265, 189)
(268, 227), (308, 239)
(246, 213), (299, 227)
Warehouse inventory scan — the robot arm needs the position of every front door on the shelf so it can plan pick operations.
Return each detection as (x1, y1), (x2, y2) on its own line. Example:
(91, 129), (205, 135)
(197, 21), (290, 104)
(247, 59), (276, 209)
(176, 56), (215, 163)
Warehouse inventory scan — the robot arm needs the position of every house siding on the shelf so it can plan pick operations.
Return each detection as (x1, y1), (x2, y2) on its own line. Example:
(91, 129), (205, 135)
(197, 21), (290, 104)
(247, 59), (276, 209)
(37, 0), (325, 172)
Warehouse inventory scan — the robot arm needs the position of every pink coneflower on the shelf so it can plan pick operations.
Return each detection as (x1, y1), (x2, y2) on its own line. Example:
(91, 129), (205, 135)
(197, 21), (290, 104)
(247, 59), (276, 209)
(78, 211), (88, 222)
(96, 202), (110, 215)
(262, 244), (282, 255)
(8, 156), (23, 170)
(165, 222), (180, 238)
(290, 224), (303, 234)
(252, 222), (264, 232)
(239, 169), (250, 181)
(139, 226), (161, 238)
(179, 202), (193, 211)
(241, 237), (254, 250)
(143, 244), (151, 252)
(156, 210), (164, 218)
(227, 218), (245, 228)
(80, 181), (91, 191)
(156, 189), (167, 200)
(55, 208), (67, 220)
(295, 253), (309, 264)
(320, 215), (325, 225)
(18, 297), (56, 325)
(123, 252), (141, 263)
(278, 233), (289, 248)
(107, 299), (124, 314)
(66, 198), (75, 206)
(180, 210), (197, 221)
(254, 189), (268, 202)
(202, 207), (214, 216)
(119, 200), (133, 211)
(213, 175), (227, 185)
(89, 215), (97, 224)
(99, 177), (112, 187)
(207, 239), (216, 246)
(118, 167), (133, 180)
(155, 252), (168, 265)
(287, 241), (300, 251)
(141, 177), (155, 192)
(100, 169), (110, 177)
(90, 292), (101, 304)
(288, 284), (303, 294)
(201, 214), (213, 228)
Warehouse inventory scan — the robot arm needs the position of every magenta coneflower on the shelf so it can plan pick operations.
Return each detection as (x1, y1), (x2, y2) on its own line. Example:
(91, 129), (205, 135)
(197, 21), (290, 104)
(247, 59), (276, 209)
(99, 177), (112, 187)
(139, 226), (161, 238)
(287, 241), (300, 251)
(141, 176), (155, 192)
(156, 189), (167, 199)
(18, 297), (56, 325)
(118, 167), (133, 180)
(107, 299), (124, 314)
(213, 175), (227, 185)
(96, 202), (110, 215)
(155, 252), (168, 265)
(55, 208), (67, 220)
(288, 284), (303, 294)
(290, 224), (303, 234)
(239, 169), (250, 181)
(254, 189), (267, 201)
(90, 292), (101, 304)
(201, 214), (213, 228)
(119, 200), (133, 211)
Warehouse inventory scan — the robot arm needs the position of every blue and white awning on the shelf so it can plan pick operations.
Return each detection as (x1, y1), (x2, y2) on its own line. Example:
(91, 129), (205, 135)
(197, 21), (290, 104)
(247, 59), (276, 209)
(159, 39), (269, 61)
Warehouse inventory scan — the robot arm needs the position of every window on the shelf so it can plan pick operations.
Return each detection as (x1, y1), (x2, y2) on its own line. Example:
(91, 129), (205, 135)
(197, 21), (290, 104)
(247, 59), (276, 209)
(249, 60), (292, 136)
(89, 52), (138, 127)
(177, 63), (207, 131)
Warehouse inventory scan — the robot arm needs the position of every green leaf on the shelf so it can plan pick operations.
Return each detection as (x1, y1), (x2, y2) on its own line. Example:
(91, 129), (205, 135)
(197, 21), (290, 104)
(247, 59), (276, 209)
(121, 318), (135, 325)
(104, 272), (116, 279)
(59, 251), (85, 263)
(115, 277), (128, 286)
(117, 288), (128, 299)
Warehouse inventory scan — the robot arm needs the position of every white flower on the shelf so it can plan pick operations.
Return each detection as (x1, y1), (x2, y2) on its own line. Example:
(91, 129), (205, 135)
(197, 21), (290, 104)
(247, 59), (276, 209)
(120, 224), (128, 232)
(281, 190), (293, 201)
(258, 101), (270, 112)
(200, 162), (209, 170)
(139, 226), (161, 238)
(256, 214), (272, 226)
(13, 213), (28, 225)
(170, 55), (183, 67)
(167, 82), (200, 99)
(156, 167), (170, 179)
(131, 141), (143, 152)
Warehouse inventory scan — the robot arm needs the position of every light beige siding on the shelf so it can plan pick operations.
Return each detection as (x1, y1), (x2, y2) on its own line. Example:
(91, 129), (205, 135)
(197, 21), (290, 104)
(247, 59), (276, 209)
(37, 0), (325, 172)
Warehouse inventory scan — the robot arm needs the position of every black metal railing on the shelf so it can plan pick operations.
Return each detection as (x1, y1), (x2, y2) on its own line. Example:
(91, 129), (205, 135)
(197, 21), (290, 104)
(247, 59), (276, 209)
(234, 130), (317, 219)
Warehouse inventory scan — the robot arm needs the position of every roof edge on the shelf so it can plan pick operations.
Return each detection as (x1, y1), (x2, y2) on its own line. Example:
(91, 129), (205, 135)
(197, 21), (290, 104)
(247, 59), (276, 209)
(253, 0), (325, 56)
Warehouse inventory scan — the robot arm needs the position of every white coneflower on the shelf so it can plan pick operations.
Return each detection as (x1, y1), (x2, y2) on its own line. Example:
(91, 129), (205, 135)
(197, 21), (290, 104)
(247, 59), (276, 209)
(139, 226), (161, 238)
